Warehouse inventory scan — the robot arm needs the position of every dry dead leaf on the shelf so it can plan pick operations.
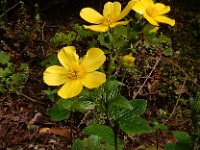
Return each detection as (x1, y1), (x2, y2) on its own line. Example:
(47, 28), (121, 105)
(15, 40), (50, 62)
(39, 128), (71, 138)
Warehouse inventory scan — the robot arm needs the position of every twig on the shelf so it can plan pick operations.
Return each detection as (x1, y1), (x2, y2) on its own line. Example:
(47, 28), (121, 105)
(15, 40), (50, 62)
(163, 78), (186, 124)
(0, 1), (23, 19)
(133, 57), (161, 99)
(41, 22), (46, 41)
(18, 92), (45, 104)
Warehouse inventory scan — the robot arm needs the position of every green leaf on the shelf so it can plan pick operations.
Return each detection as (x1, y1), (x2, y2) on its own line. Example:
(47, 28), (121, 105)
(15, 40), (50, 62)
(108, 99), (147, 120)
(72, 139), (84, 150)
(119, 116), (151, 134)
(162, 48), (173, 56)
(108, 99), (151, 134)
(164, 143), (176, 150)
(103, 78), (123, 101)
(40, 54), (59, 67)
(47, 99), (72, 121)
(83, 122), (114, 145)
(98, 33), (110, 48)
(164, 131), (193, 150)
(0, 67), (13, 77)
(42, 88), (57, 102)
(173, 131), (192, 145)
(72, 100), (95, 112)
(0, 51), (10, 65)
(72, 135), (122, 150)
(50, 32), (76, 47)
(47, 105), (70, 121)
(109, 95), (133, 110)
(74, 24), (95, 38)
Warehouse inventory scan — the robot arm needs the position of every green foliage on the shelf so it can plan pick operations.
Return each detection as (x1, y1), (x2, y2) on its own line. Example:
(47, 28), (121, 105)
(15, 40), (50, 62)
(47, 100), (70, 121)
(108, 99), (151, 134)
(164, 131), (193, 150)
(82, 123), (124, 150)
(42, 88), (57, 102)
(48, 93), (95, 121)
(0, 51), (29, 93)
(72, 135), (118, 150)
(50, 32), (76, 47)
(98, 26), (130, 49)
(40, 54), (59, 67)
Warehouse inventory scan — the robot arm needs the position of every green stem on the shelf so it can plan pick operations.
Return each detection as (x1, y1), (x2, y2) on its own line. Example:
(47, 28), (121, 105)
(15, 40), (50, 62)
(113, 123), (119, 150)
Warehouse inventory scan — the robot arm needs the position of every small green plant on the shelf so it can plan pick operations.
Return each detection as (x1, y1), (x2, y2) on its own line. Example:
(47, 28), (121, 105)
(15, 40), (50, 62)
(41, 0), (178, 149)
(0, 50), (29, 93)
(164, 131), (193, 150)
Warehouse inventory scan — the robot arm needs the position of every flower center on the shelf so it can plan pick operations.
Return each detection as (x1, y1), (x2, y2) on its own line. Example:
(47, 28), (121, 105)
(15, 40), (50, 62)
(146, 6), (157, 17)
(67, 65), (86, 80)
(103, 15), (113, 26)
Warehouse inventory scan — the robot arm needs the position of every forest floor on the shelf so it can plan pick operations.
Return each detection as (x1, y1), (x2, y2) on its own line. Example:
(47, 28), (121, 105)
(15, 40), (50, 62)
(0, 0), (200, 149)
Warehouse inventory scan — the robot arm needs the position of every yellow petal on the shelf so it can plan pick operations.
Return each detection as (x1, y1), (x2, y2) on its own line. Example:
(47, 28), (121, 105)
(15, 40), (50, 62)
(81, 48), (106, 72)
(143, 12), (159, 26)
(58, 80), (83, 99)
(115, 0), (135, 21)
(154, 15), (175, 26)
(58, 46), (79, 69)
(110, 21), (129, 28)
(82, 71), (106, 89)
(141, 0), (154, 8)
(80, 8), (103, 24)
(83, 24), (109, 32)
(103, 2), (121, 20)
(43, 65), (68, 86)
(154, 3), (170, 15)
(132, 1), (146, 14)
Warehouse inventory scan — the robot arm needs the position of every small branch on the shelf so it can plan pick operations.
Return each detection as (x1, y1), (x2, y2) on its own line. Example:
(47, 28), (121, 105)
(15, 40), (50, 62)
(0, 1), (23, 19)
(133, 57), (161, 99)
(41, 22), (46, 41)
(18, 92), (45, 104)
(163, 78), (186, 124)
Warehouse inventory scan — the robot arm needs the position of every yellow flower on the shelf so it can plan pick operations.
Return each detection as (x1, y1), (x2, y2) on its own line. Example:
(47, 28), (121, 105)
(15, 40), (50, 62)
(43, 46), (106, 99)
(121, 53), (135, 68)
(132, 0), (175, 26)
(80, 1), (136, 32)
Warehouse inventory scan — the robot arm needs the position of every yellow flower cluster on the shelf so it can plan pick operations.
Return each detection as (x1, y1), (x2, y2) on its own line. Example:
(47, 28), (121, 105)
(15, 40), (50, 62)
(80, 0), (175, 32)
(43, 0), (175, 99)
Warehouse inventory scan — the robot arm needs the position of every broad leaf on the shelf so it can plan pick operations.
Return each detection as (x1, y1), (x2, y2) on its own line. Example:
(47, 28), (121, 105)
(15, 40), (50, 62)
(83, 122), (114, 145)
(47, 105), (70, 121)
(108, 95), (133, 110)
(119, 116), (151, 134)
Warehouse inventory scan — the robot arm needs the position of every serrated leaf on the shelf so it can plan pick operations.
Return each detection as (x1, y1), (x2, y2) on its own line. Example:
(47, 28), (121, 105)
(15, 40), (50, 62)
(103, 78), (123, 100)
(0, 51), (10, 65)
(108, 99), (150, 134)
(119, 116), (151, 134)
(73, 100), (95, 112)
(51, 32), (76, 47)
(108, 99), (147, 120)
(83, 122), (114, 145)
(109, 95), (133, 110)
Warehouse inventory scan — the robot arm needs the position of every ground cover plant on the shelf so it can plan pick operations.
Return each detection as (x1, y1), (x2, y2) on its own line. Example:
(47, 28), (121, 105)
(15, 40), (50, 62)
(0, 0), (200, 149)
